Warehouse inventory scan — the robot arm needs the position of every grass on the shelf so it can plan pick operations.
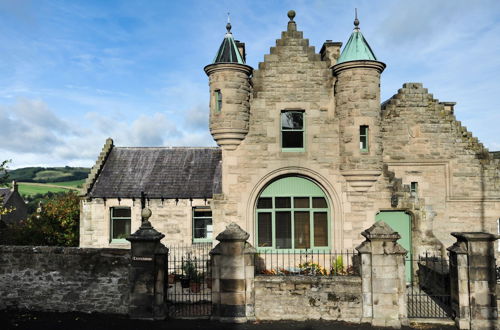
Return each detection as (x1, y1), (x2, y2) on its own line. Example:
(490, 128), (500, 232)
(18, 183), (70, 196)
(54, 179), (85, 188)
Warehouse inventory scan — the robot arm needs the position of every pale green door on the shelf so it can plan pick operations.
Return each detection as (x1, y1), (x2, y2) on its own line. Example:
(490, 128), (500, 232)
(375, 211), (412, 282)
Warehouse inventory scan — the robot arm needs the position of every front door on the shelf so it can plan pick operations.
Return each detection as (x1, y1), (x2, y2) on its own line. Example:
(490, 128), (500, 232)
(375, 211), (412, 282)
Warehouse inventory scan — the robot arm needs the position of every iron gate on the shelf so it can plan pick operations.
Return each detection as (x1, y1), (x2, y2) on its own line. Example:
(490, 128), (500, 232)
(407, 253), (452, 318)
(166, 243), (212, 318)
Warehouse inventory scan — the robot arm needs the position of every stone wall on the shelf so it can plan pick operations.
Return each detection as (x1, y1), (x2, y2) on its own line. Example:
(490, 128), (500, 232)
(382, 82), (500, 250)
(80, 198), (209, 248)
(254, 276), (362, 321)
(0, 246), (129, 314)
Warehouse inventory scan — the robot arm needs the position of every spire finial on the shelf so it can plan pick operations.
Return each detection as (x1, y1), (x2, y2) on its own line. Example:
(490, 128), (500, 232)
(287, 10), (296, 21)
(226, 12), (232, 33)
(354, 8), (360, 29)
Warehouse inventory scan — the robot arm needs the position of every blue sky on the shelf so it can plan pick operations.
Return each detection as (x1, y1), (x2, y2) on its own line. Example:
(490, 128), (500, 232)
(1, 0), (499, 168)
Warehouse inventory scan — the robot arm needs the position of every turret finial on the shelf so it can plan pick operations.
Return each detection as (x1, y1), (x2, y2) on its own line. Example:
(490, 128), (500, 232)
(287, 10), (296, 21)
(354, 8), (360, 29)
(226, 12), (231, 33)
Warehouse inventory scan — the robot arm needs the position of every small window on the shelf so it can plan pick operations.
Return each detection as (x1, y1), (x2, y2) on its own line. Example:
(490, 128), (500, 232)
(497, 219), (500, 252)
(215, 90), (222, 112)
(281, 110), (304, 151)
(410, 182), (418, 197)
(110, 207), (131, 242)
(360, 125), (369, 152)
(193, 208), (213, 242)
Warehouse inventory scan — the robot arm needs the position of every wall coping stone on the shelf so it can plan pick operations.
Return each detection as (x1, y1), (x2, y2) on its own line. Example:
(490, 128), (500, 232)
(0, 245), (130, 257)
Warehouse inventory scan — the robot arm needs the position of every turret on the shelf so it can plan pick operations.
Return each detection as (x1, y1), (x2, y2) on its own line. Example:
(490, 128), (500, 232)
(332, 11), (386, 191)
(204, 21), (253, 151)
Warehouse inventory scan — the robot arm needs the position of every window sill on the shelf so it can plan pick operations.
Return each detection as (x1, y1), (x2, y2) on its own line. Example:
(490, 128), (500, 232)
(193, 239), (213, 244)
(281, 148), (305, 153)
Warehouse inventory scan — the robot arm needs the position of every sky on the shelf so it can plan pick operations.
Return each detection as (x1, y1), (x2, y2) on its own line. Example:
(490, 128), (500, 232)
(1, 0), (499, 169)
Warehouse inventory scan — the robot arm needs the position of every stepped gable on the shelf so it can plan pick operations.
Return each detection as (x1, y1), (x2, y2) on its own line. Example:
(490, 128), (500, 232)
(251, 11), (331, 101)
(88, 147), (222, 199)
(382, 82), (490, 161)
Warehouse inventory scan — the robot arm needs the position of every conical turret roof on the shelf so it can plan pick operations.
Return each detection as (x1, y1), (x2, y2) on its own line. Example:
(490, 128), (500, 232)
(212, 22), (245, 64)
(337, 12), (378, 64)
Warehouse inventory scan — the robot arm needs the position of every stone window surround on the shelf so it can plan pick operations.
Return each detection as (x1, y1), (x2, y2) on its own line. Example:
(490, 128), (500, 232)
(110, 206), (132, 244)
(280, 109), (305, 152)
(255, 176), (331, 251)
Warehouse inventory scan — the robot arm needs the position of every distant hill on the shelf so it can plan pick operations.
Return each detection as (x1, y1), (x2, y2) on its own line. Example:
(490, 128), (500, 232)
(8, 166), (90, 183)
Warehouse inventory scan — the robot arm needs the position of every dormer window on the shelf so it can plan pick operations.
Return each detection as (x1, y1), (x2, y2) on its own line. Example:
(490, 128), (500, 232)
(215, 90), (222, 112)
(281, 110), (304, 151)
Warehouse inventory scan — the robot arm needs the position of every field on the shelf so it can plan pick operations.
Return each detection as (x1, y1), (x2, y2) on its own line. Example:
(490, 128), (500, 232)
(18, 180), (84, 196)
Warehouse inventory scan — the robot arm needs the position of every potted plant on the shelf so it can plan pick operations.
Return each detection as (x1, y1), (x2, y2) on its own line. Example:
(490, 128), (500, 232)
(189, 272), (204, 293)
(182, 258), (200, 291)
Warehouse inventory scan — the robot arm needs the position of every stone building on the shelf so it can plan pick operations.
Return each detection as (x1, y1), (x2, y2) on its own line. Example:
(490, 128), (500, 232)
(80, 11), (500, 258)
(0, 181), (28, 226)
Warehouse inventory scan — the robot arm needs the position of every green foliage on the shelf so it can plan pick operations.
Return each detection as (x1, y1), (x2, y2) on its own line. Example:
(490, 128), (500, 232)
(182, 257), (203, 282)
(0, 191), (80, 246)
(8, 166), (90, 183)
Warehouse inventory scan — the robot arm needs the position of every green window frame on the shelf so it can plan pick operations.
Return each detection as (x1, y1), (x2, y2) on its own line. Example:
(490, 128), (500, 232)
(193, 207), (213, 243)
(281, 110), (305, 152)
(110, 207), (131, 243)
(215, 90), (222, 113)
(255, 177), (330, 251)
(360, 125), (369, 152)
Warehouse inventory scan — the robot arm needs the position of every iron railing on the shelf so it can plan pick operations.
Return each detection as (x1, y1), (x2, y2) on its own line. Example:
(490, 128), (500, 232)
(254, 249), (359, 276)
(166, 243), (212, 318)
(407, 252), (452, 319)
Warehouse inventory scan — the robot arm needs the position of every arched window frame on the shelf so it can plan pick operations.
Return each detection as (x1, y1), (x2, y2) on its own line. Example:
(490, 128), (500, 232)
(255, 176), (331, 252)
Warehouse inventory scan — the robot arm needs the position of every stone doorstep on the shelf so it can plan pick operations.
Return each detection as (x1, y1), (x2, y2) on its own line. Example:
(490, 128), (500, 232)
(409, 318), (455, 326)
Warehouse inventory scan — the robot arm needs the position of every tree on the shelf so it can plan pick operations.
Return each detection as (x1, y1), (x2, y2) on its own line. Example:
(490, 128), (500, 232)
(3, 191), (80, 246)
(0, 159), (13, 216)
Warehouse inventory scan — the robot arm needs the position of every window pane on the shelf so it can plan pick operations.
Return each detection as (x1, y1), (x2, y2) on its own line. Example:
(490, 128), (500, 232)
(113, 208), (131, 218)
(112, 219), (130, 239)
(194, 210), (212, 217)
(281, 112), (303, 129)
(294, 197), (309, 208)
(314, 212), (328, 247)
(257, 197), (272, 209)
(294, 211), (310, 249)
(257, 213), (272, 247)
(282, 131), (303, 148)
(312, 197), (327, 208)
(194, 218), (212, 239)
(276, 211), (292, 249)
(275, 197), (291, 208)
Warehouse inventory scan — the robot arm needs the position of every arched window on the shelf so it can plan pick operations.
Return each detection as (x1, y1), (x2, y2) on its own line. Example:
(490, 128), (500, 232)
(255, 176), (330, 250)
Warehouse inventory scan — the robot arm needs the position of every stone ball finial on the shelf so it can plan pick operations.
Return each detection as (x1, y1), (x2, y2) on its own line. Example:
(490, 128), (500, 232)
(226, 22), (232, 33)
(287, 10), (296, 21)
(141, 207), (152, 220)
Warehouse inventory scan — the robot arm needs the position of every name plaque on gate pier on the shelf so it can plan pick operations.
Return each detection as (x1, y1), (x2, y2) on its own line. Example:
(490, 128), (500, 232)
(132, 256), (153, 261)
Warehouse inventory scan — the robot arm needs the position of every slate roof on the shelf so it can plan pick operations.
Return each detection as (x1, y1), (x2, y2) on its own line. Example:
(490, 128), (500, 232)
(88, 147), (222, 199)
(0, 188), (12, 204)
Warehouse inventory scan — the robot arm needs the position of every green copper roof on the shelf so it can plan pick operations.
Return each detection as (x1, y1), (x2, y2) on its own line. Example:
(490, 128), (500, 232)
(337, 13), (378, 64)
(212, 23), (245, 64)
(337, 29), (377, 63)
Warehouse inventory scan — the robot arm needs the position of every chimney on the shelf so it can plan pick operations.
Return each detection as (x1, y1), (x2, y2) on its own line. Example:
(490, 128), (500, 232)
(234, 40), (246, 62)
(440, 102), (456, 115)
(320, 40), (343, 66)
(11, 180), (17, 192)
